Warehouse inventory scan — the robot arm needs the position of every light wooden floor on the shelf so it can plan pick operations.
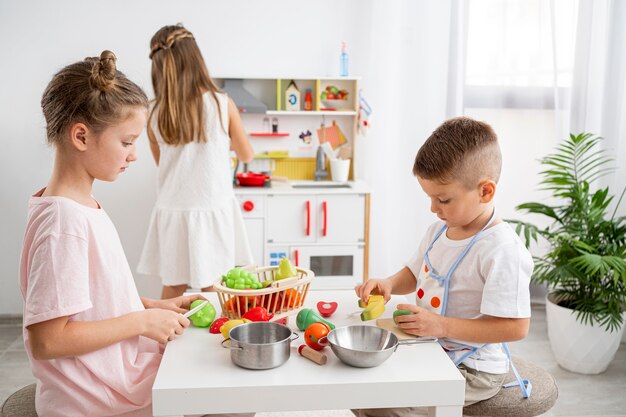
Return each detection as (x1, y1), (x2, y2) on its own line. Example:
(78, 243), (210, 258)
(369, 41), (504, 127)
(1, 304), (625, 416)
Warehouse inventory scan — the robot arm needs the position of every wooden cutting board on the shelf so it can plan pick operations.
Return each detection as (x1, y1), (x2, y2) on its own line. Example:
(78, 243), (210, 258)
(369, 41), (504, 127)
(376, 318), (414, 339)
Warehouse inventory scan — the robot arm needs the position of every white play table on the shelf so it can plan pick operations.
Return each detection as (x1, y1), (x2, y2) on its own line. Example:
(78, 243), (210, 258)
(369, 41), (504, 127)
(152, 290), (465, 416)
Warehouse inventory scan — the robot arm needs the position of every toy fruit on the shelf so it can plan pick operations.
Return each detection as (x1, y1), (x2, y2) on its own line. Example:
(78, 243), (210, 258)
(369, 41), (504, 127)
(224, 294), (261, 313)
(296, 308), (335, 331)
(223, 267), (262, 290)
(316, 301), (338, 318)
(209, 317), (230, 334)
(304, 322), (330, 351)
(393, 309), (413, 324)
(220, 318), (251, 339)
(358, 295), (384, 308)
(188, 299), (216, 328)
(359, 296), (385, 321)
(242, 307), (274, 322)
(261, 291), (283, 313)
(284, 288), (303, 308)
(275, 257), (297, 280)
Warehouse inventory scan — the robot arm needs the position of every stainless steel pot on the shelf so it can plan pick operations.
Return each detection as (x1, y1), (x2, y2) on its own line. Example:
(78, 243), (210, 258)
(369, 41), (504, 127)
(221, 322), (299, 370)
(324, 325), (437, 368)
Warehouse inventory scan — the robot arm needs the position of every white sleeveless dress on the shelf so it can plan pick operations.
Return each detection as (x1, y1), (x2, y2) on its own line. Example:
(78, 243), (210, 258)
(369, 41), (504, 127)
(137, 92), (253, 288)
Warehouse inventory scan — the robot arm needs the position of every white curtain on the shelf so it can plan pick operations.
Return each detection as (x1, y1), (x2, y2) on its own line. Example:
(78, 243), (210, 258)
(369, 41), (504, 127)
(570, 0), (626, 213)
(358, 1), (454, 277)
(355, 0), (625, 281)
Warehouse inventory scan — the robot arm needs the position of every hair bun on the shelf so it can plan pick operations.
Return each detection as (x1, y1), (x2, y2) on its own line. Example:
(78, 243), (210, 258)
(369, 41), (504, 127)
(89, 50), (117, 92)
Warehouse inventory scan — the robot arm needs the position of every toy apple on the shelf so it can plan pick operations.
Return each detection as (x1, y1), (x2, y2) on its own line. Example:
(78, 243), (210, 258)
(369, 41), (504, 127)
(317, 301), (338, 318)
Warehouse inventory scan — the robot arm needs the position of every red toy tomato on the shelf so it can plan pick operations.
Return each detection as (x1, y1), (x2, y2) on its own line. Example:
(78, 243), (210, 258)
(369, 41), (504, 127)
(304, 322), (330, 351)
(209, 317), (230, 334)
(316, 301), (338, 318)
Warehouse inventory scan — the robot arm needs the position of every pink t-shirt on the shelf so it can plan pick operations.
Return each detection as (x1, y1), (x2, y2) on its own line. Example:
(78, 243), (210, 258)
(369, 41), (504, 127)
(19, 190), (162, 417)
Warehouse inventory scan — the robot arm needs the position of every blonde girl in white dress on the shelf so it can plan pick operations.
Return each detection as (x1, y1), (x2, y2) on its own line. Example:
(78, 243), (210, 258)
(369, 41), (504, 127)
(138, 24), (254, 299)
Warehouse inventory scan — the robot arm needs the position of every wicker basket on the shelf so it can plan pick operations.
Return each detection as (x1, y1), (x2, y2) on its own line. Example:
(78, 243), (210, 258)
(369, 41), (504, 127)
(213, 266), (314, 320)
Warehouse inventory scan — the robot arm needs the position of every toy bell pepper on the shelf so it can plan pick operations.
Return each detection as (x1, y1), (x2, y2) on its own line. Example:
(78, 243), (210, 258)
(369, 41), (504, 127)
(188, 299), (216, 328)
(296, 308), (335, 331)
(242, 307), (274, 322)
(316, 301), (338, 318)
(209, 317), (230, 334)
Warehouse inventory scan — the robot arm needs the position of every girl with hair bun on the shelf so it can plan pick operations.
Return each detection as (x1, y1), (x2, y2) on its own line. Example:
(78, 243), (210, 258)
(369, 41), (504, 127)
(137, 24), (254, 298)
(20, 51), (205, 417)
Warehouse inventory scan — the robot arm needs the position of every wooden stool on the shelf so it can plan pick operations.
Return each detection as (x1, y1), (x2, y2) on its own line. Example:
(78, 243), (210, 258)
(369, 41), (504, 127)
(0, 384), (37, 417)
(464, 357), (558, 417)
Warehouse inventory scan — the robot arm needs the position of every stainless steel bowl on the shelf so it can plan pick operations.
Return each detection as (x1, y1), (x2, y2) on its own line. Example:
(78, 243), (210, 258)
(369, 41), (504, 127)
(222, 322), (299, 370)
(325, 325), (437, 368)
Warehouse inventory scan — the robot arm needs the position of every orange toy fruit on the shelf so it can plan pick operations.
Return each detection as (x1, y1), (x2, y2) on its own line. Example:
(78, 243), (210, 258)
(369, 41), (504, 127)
(304, 322), (330, 351)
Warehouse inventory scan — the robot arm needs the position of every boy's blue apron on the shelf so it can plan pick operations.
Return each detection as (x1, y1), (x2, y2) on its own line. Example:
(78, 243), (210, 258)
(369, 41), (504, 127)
(415, 209), (531, 398)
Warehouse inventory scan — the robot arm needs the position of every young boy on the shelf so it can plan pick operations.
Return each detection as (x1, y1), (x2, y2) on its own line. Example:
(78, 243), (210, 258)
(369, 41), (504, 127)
(355, 116), (533, 416)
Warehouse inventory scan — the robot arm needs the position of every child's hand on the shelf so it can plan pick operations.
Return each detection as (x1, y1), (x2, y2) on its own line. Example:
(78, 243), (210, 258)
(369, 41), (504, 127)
(149, 295), (207, 314)
(137, 309), (190, 344)
(394, 304), (447, 338)
(355, 279), (392, 305)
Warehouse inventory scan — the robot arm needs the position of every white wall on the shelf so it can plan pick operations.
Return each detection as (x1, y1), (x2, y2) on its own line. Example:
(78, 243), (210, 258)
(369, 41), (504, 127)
(0, 0), (376, 314)
(0, 0), (575, 315)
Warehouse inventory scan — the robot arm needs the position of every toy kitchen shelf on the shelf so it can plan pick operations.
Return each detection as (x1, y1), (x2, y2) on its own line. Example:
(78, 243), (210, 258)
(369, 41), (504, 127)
(214, 76), (360, 112)
(214, 76), (362, 182)
(216, 76), (370, 287)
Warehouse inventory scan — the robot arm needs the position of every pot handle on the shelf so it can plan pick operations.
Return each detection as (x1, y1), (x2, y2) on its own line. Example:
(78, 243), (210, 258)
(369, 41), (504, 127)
(315, 335), (330, 347)
(290, 332), (300, 343)
(221, 339), (243, 350)
(397, 336), (438, 345)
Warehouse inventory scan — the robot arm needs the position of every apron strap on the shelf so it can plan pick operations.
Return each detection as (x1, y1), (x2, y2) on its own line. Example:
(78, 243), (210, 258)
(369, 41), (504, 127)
(501, 343), (532, 398)
(432, 208), (496, 316)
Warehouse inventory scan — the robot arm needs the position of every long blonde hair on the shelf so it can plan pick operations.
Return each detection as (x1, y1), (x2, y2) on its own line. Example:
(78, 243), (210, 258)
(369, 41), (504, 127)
(41, 50), (147, 145)
(149, 24), (224, 146)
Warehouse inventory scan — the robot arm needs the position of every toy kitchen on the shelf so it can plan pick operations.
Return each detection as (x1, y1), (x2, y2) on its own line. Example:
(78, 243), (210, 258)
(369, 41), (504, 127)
(218, 76), (372, 290)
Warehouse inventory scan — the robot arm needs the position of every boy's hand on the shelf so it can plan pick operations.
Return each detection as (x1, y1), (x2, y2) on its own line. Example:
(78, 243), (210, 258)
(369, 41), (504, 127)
(394, 304), (447, 338)
(148, 295), (207, 314)
(355, 279), (393, 305)
(137, 309), (190, 344)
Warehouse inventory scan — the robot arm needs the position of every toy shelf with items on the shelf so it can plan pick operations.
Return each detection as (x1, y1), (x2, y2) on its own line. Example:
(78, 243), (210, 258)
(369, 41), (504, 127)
(214, 77), (359, 115)
(213, 266), (314, 320)
(215, 76), (361, 181)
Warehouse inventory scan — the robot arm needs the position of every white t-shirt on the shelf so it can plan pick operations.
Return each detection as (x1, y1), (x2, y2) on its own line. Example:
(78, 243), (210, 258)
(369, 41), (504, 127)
(405, 221), (533, 374)
(20, 190), (161, 417)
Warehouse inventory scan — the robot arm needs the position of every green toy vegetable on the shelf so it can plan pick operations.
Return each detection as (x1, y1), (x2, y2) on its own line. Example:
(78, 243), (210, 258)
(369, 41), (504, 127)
(188, 299), (216, 328)
(393, 309), (413, 324)
(296, 308), (335, 331)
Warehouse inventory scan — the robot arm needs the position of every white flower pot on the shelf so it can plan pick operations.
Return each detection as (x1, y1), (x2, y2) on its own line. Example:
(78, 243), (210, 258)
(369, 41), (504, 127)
(546, 293), (625, 374)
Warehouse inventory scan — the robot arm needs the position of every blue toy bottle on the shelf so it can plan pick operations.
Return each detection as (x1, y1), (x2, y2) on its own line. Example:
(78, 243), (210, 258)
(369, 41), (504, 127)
(340, 41), (349, 77)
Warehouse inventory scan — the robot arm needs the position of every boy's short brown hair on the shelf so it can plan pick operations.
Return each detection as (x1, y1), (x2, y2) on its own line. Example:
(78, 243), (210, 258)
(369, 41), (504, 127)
(413, 116), (502, 189)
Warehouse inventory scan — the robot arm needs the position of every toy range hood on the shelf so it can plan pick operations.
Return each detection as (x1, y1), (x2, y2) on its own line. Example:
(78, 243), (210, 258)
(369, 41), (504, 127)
(222, 79), (268, 114)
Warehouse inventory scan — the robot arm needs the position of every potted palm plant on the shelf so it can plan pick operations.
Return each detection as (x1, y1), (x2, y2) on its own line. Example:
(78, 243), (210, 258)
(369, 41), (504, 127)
(509, 132), (626, 374)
